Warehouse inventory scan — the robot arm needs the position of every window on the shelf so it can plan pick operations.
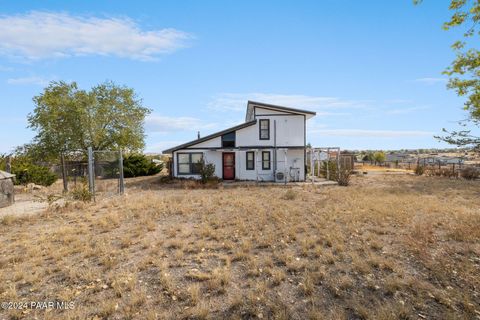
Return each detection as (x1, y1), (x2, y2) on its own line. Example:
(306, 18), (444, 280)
(259, 119), (270, 140)
(222, 131), (235, 148)
(177, 153), (203, 175)
(262, 151), (271, 170)
(246, 151), (255, 170)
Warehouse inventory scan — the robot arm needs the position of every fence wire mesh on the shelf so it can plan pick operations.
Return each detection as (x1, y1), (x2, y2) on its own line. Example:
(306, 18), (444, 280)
(90, 150), (124, 200)
(53, 149), (124, 200)
(51, 150), (89, 194)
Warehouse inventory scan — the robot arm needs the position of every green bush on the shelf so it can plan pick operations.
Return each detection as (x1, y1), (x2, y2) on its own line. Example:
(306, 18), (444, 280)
(12, 163), (57, 186)
(197, 158), (216, 184)
(123, 154), (163, 178)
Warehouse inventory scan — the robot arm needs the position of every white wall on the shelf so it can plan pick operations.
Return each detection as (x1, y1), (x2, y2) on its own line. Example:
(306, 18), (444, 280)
(236, 114), (305, 147)
(172, 149), (222, 179)
(186, 136), (221, 148)
(173, 148), (305, 181)
(233, 148), (305, 181)
(254, 107), (290, 115)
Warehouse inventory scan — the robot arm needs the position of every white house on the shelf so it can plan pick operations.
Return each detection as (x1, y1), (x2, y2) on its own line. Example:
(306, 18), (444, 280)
(163, 101), (316, 182)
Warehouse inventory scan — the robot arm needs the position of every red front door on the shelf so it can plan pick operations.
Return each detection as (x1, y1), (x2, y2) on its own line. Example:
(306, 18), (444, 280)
(222, 153), (235, 180)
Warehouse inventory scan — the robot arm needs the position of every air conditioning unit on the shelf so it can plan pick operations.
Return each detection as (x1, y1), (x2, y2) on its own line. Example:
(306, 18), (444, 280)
(275, 171), (285, 182)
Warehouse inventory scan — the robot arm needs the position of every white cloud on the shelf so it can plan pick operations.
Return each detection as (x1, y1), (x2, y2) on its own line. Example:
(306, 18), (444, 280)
(414, 77), (448, 85)
(146, 115), (217, 134)
(0, 11), (191, 61)
(208, 93), (369, 113)
(7, 76), (50, 86)
(310, 129), (435, 137)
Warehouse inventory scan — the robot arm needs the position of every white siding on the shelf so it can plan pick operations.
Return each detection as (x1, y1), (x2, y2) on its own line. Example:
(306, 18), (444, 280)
(173, 149), (222, 179)
(236, 115), (304, 147)
(186, 136), (221, 148)
(172, 148), (305, 181)
(254, 107), (290, 115)
(232, 149), (305, 182)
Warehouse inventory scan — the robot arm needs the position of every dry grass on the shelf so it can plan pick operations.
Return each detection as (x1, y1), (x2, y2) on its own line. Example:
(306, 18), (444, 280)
(0, 174), (479, 319)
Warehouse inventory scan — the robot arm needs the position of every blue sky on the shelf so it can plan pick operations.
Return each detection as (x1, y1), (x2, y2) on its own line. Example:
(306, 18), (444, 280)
(0, 0), (473, 153)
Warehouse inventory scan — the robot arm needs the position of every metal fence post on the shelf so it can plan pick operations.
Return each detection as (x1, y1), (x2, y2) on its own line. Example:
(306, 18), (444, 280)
(87, 147), (95, 201)
(61, 153), (68, 193)
(119, 150), (125, 195)
(337, 149), (341, 181)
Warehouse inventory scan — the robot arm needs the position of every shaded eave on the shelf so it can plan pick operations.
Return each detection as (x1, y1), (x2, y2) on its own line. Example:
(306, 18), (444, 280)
(162, 120), (257, 154)
(248, 100), (317, 116)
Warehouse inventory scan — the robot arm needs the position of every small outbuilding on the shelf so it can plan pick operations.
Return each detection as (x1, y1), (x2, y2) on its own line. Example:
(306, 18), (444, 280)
(0, 170), (15, 208)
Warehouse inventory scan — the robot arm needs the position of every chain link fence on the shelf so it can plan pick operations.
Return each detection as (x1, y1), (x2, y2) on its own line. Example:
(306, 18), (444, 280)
(88, 149), (124, 200)
(53, 148), (124, 201)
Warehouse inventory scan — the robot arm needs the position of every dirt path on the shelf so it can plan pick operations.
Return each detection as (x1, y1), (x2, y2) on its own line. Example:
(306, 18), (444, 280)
(0, 193), (47, 217)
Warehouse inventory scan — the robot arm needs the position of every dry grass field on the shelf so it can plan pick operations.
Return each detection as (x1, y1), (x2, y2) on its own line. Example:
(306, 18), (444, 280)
(0, 174), (479, 319)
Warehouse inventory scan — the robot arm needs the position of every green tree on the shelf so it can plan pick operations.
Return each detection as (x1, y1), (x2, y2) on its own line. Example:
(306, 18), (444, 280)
(362, 153), (372, 162)
(373, 151), (386, 164)
(27, 81), (151, 160)
(123, 154), (162, 178)
(416, 0), (480, 151)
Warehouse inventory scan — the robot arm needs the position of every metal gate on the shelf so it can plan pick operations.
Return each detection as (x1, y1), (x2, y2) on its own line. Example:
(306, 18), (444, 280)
(87, 147), (124, 201)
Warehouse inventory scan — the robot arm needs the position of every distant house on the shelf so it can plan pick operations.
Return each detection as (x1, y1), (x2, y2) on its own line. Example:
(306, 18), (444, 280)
(163, 101), (316, 182)
(419, 156), (465, 165)
(386, 153), (412, 162)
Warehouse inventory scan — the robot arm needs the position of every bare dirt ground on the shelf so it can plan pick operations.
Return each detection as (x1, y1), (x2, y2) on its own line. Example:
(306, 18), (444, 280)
(0, 189), (47, 218)
(0, 174), (479, 319)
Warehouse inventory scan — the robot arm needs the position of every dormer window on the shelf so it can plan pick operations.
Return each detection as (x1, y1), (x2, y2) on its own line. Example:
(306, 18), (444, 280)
(259, 119), (270, 140)
(222, 131), (235, 148)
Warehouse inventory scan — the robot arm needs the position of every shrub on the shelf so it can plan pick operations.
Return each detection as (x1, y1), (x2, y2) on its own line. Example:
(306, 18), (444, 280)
(197, 159), (216, 184)
(414, 165), (425, 176)
(426, 167), (457, 178)
(460, 167), (479, 180)
(337, 169), (352, 186)
(70, 184), (93, 202)
(12, 163), (57, 186)
(123, 154), (162, 178)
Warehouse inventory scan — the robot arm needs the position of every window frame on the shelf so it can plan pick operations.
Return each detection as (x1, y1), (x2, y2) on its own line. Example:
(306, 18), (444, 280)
(177, 152), (203, 175)
(259, 119), (270, 140)
(221, 131), (236, 148)
(246, 151), (255, 170)
(262, 151), (271, 170)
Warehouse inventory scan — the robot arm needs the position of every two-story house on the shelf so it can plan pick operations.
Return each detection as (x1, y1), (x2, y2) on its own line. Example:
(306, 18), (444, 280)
(162, 101), (316, 182)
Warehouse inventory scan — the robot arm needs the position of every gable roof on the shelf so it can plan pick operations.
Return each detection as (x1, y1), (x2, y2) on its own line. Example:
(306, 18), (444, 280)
(246, 100), (316, 121)
(162, 120), (257, 154)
